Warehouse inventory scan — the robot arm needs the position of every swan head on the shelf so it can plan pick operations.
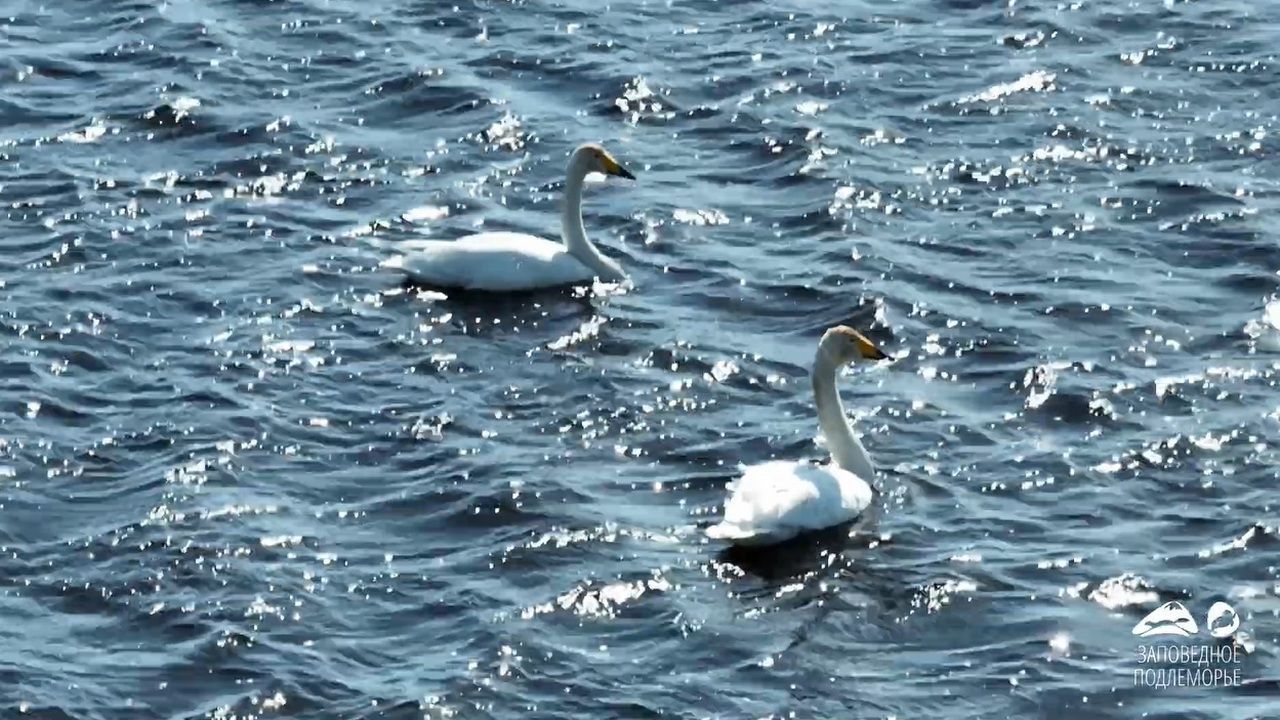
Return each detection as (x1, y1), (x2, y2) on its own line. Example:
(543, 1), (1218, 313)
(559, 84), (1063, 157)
(570, 143), (636, 180)
(819, 325), (887, 366)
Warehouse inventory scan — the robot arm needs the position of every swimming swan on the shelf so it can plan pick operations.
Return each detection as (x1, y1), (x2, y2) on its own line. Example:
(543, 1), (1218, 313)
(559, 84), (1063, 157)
(707, 326), (888, 546)
(385, 143), (635, 291)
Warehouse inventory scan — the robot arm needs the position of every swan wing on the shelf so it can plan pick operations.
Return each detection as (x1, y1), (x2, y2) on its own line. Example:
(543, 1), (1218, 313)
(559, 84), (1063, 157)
(706, 460), (872, 545)
(384, 232), (596, 291)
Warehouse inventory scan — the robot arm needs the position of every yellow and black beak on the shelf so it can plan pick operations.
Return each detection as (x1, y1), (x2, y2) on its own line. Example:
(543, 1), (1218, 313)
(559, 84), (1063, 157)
(602, 154), (636, 180)
(854, 333), (888, 361)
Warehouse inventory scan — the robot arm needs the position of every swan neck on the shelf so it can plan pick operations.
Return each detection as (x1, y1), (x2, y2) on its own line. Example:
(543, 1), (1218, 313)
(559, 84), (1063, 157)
(561, 165), (589, 252)
(559, 161), (624, 281)
(812, 351), (875, 480)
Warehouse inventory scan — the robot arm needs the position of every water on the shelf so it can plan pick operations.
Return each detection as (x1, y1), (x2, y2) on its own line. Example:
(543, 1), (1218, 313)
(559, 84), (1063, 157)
(2, 1), (1278, 717)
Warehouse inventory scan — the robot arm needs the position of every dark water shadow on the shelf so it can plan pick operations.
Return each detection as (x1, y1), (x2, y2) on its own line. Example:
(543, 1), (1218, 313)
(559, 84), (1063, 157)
(399, 274), (599, 304)
(396, 276), (605, 333)
(714, 509), (881, 583)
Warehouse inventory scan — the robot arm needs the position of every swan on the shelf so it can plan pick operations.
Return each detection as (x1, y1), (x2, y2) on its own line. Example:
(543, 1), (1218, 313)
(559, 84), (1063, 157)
(384, 143), (635, 291)
(707, 326), (888, 546)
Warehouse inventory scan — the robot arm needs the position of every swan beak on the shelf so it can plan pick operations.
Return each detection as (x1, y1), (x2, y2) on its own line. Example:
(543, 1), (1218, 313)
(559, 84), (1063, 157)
(858, 338), (888, 361)
(603, 155), (636, 180)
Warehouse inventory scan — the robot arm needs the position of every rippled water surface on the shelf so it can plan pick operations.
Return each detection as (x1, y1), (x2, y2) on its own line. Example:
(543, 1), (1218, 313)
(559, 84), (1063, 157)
(3, 1), (1280, 717)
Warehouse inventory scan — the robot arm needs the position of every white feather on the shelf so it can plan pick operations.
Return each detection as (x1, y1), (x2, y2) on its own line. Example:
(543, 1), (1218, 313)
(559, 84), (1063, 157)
(706, 460), (872, 546)
(381, 143), (633, 292)
(383, 232), (598, 291)
(706, 326), (885, 547)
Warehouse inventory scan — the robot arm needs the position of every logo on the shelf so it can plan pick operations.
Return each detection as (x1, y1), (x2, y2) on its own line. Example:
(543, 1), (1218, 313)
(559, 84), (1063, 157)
(1130, 600), (1246, 689)
(1206, 601), (1240, 639)
(1131, 601), (1198, 637)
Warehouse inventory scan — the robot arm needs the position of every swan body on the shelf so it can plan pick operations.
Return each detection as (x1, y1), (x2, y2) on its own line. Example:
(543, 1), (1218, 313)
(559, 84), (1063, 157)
(386, 143), (634, 291)
(384, 232), (599, 292)
(705, 461), (873, 546)
(707, 326), (887, 546)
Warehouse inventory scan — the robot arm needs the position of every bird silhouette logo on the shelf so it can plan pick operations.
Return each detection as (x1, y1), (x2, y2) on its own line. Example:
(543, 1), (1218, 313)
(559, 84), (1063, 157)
(1206, 602), (1240, 639)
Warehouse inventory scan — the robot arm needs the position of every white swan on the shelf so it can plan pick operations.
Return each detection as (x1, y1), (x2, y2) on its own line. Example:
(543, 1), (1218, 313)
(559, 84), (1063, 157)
(707, 326), (888, 546)
(384, 143), (635, 291)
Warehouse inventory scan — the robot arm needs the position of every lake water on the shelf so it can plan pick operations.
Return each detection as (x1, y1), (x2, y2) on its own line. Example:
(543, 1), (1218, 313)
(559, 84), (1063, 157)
(1, 1), (1277, 717)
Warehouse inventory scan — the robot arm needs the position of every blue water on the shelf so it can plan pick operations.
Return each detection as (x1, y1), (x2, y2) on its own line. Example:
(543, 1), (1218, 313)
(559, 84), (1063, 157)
(2, 1), (1278, 717)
